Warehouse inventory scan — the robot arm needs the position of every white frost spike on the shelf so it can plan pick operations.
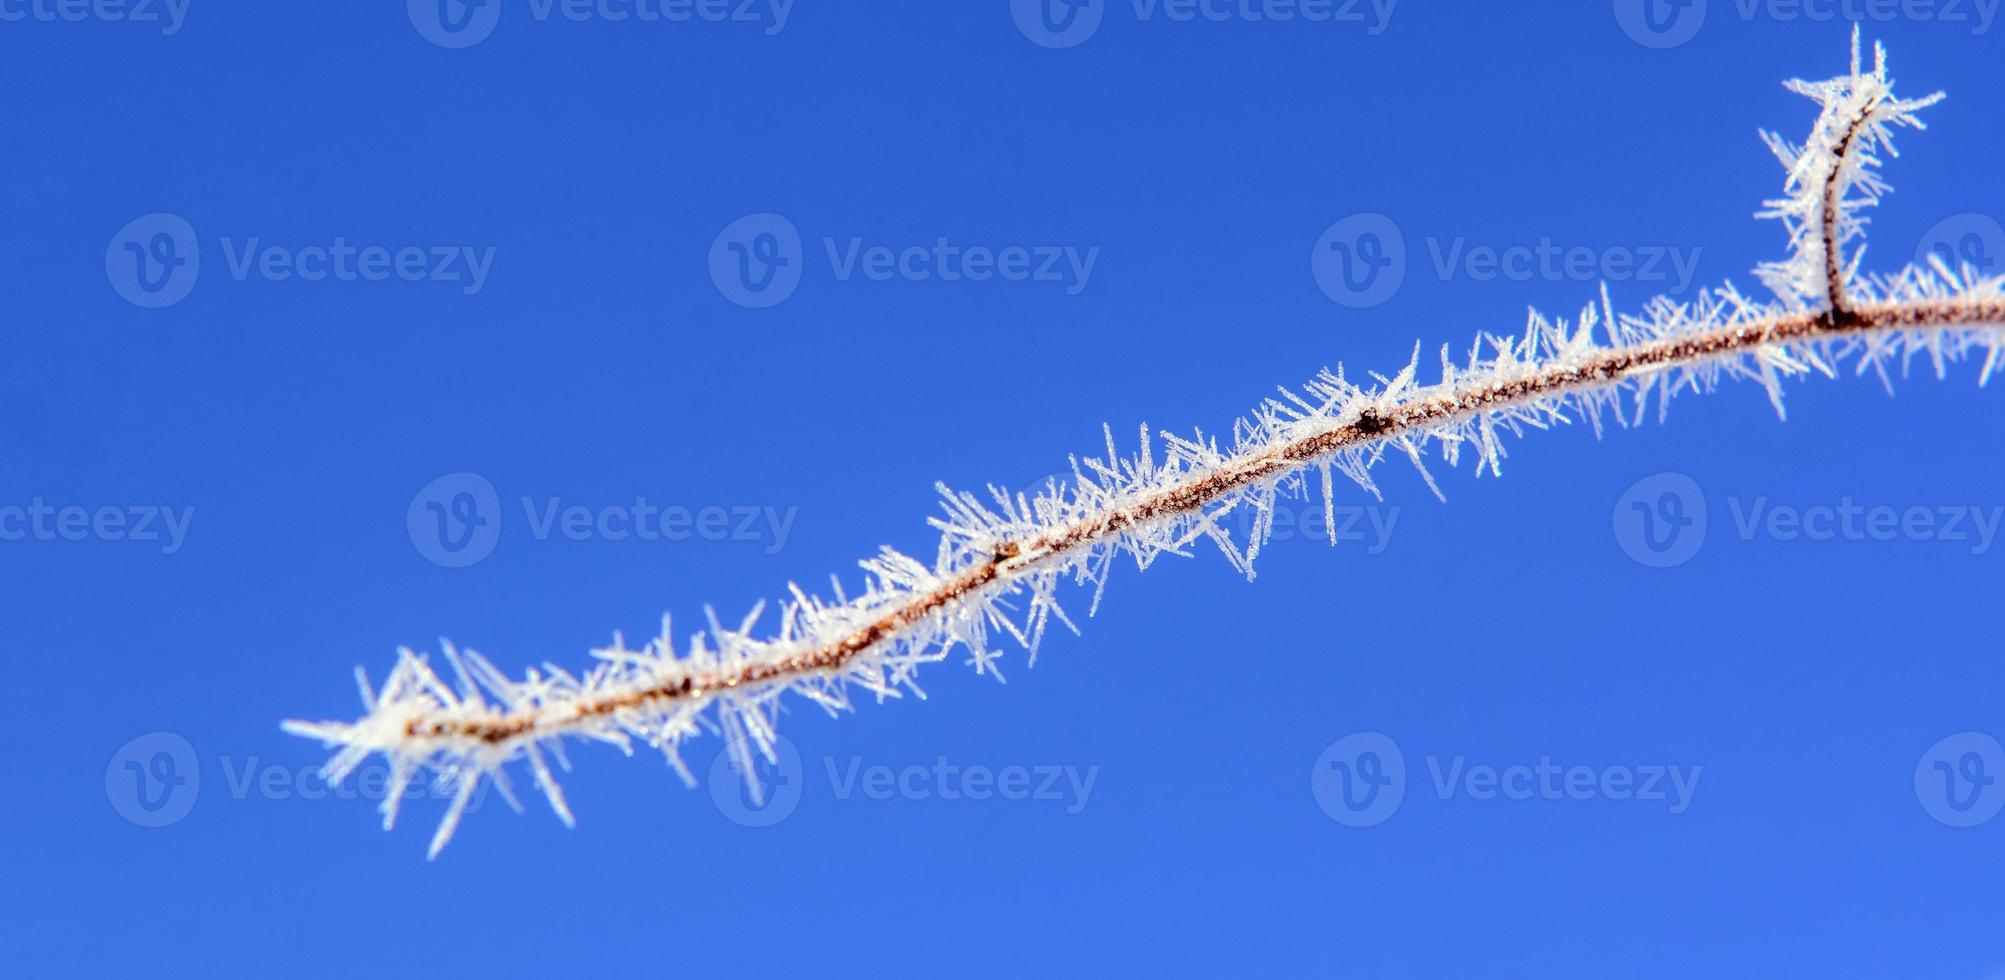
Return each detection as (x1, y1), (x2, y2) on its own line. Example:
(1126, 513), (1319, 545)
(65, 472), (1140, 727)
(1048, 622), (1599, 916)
(284, 36), (2005, 857)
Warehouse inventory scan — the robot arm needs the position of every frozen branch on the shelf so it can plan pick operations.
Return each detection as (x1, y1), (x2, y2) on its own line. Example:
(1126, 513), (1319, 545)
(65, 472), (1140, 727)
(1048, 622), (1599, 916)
(285, 30), (2005, 858)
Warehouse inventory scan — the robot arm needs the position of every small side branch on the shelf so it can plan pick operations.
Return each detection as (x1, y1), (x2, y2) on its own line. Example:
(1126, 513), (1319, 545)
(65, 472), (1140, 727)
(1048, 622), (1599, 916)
(1821, 106), (1870, 317)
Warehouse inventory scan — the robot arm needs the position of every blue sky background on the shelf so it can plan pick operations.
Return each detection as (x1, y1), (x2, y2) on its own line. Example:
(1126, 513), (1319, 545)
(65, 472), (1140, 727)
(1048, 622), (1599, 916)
(4, 3), (2003, 976)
